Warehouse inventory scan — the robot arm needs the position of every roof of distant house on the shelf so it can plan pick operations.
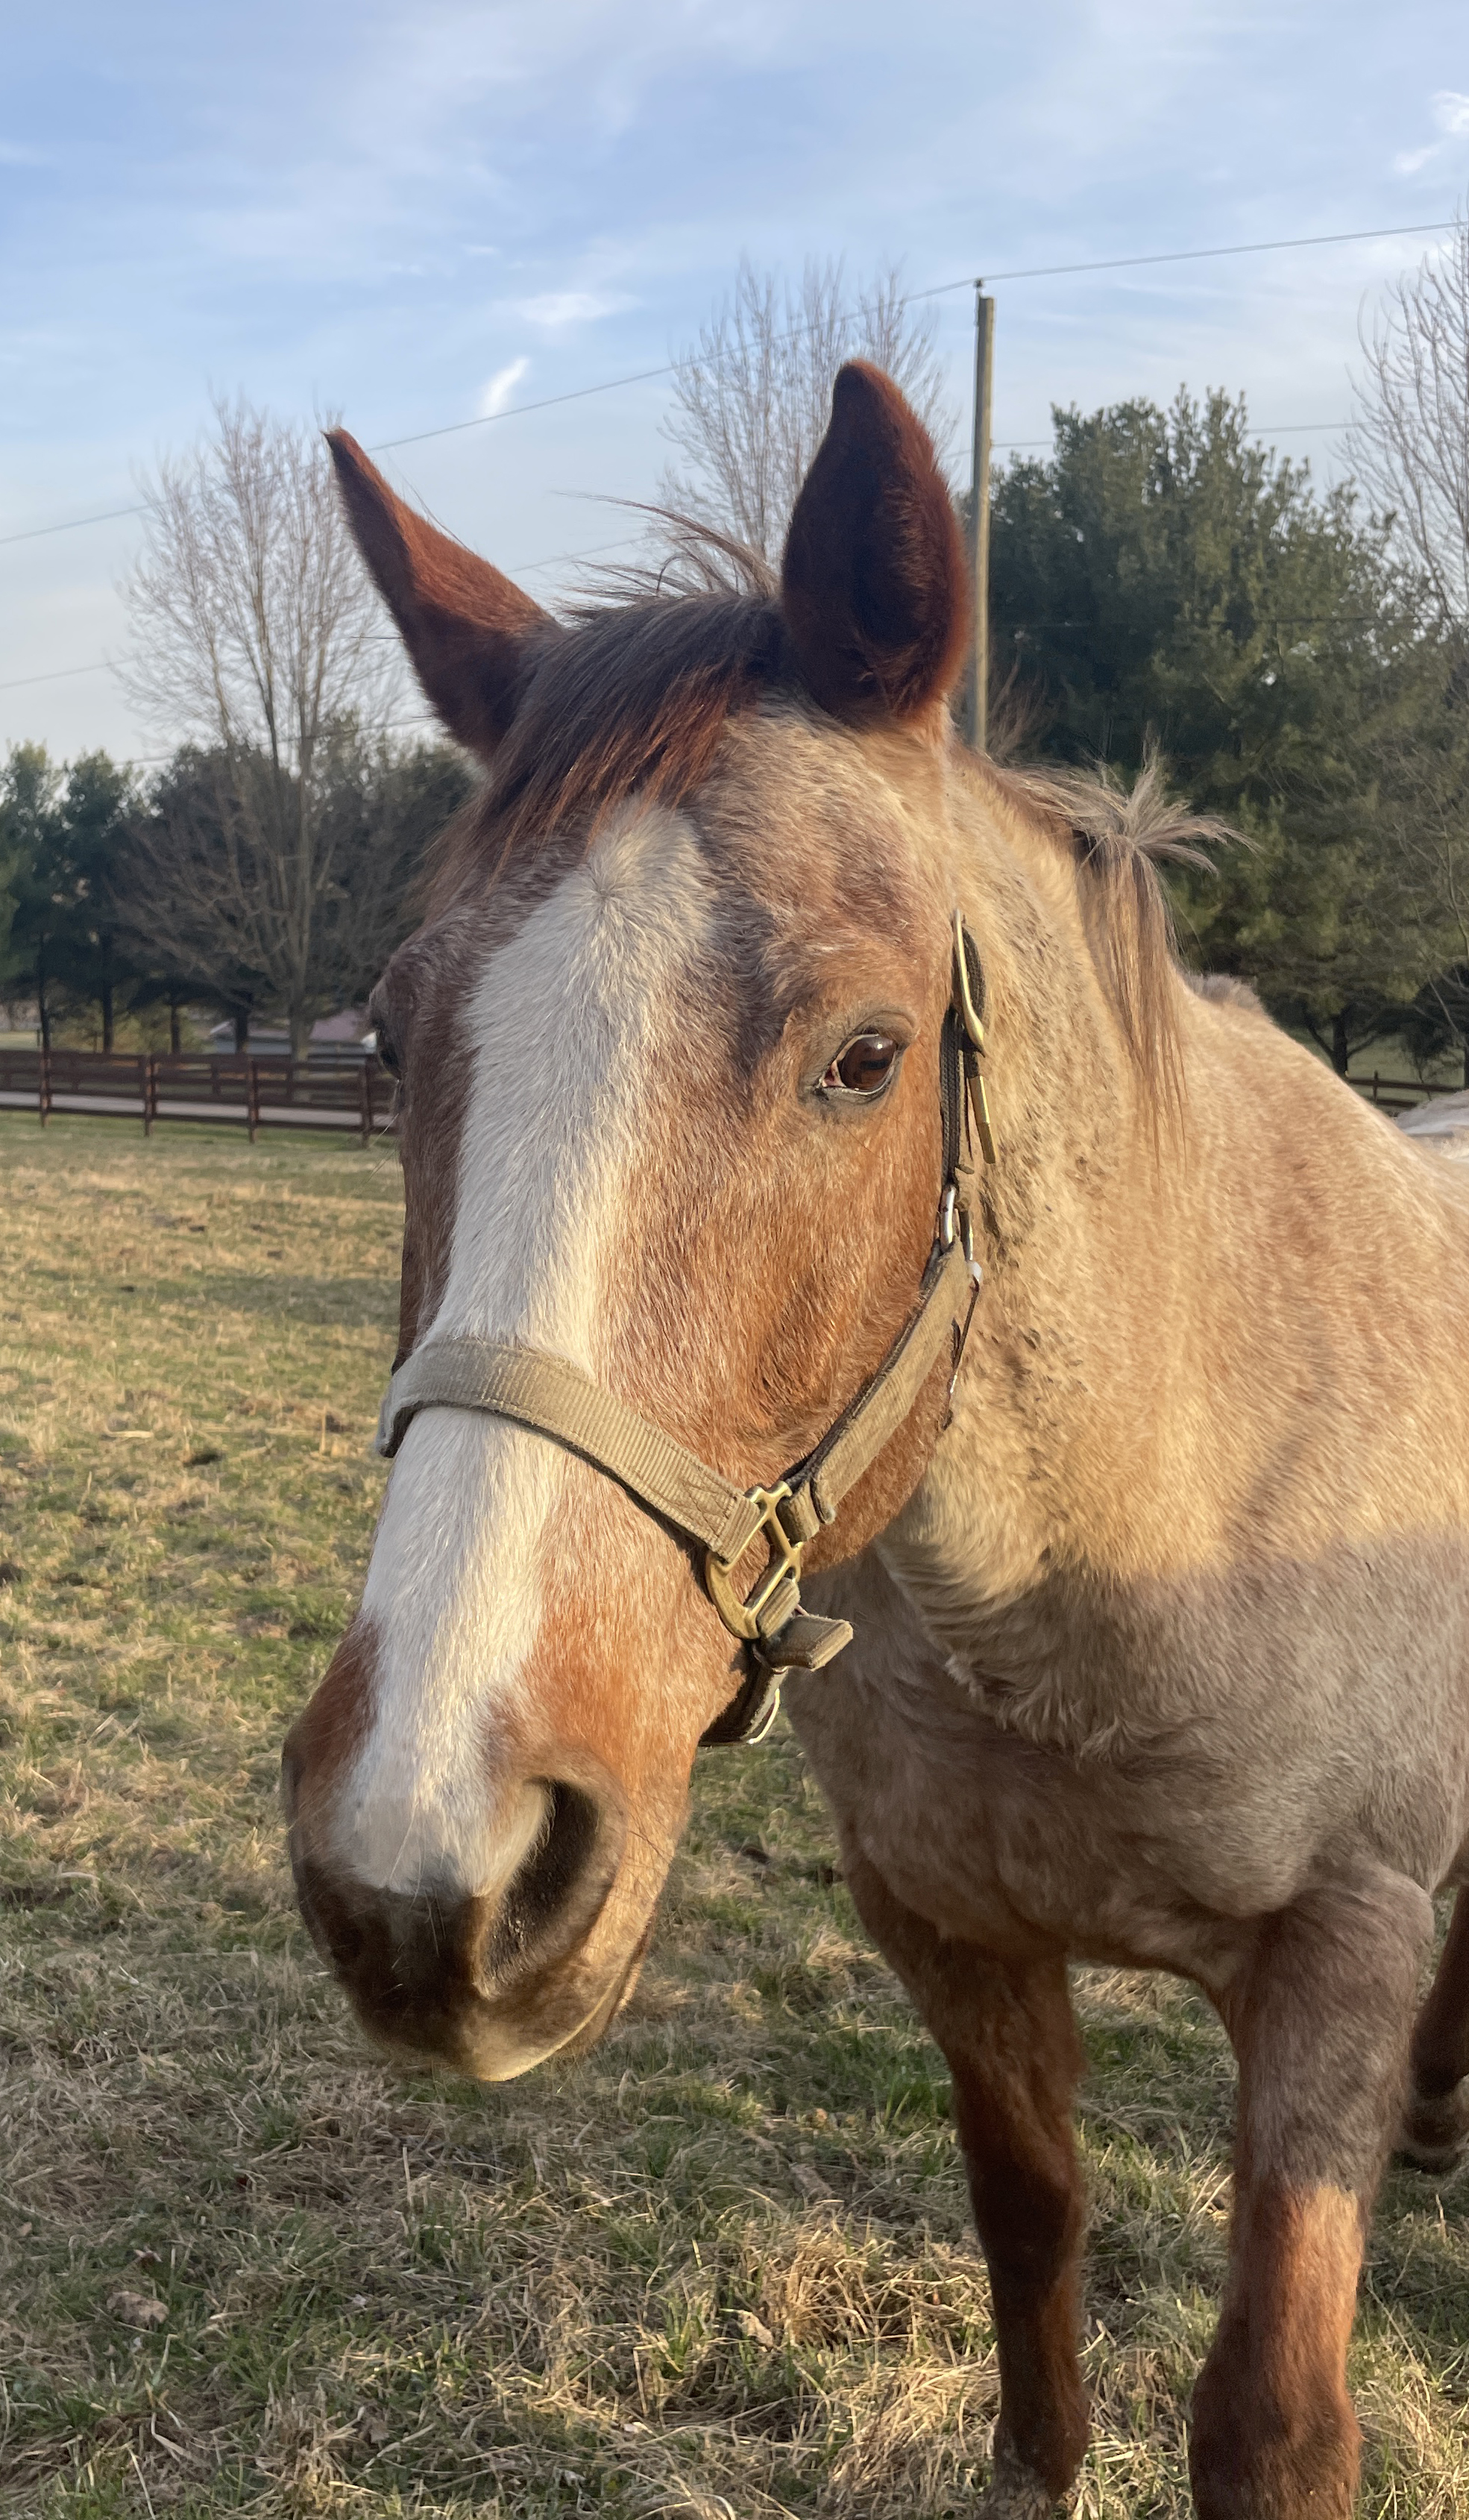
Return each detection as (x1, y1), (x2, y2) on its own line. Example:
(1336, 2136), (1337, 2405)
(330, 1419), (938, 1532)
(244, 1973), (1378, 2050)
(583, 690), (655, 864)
(207, 1008), (370, 1050)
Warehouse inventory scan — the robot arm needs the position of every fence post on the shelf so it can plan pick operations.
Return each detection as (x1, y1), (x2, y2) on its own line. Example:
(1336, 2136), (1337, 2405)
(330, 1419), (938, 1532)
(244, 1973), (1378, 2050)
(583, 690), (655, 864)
(39, 1046), (50, 1127)
(247, 1058), (259, 1143)
(140, 1054), (151, 1136)
(359, 1060), (372, 1146)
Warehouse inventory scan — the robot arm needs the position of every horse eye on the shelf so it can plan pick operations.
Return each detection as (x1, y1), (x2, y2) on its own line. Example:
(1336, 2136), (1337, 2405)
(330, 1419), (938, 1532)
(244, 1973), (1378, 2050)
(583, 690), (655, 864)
(821, 1032), (899, 1098)
(374, 1025), (400, 1078)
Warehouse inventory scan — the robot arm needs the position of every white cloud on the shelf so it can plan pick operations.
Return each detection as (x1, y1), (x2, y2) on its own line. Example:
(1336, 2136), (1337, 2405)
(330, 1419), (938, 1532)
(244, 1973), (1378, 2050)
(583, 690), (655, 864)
(1394, 145), (1439, 176)
(479, 356), (529, 417)
(515, 289), (635, 331)
(1433, 90), (1469, 136)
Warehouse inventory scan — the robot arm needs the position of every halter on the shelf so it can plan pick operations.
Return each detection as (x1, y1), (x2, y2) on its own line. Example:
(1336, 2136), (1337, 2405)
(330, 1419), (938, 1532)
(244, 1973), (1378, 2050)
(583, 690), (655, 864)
(375, 915), (995, 1747)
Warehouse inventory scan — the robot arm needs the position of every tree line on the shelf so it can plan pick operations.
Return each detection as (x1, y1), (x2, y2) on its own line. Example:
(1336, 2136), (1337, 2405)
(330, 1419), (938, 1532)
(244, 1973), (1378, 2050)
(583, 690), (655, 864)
(5, 237), (1469, 1078)
(1, 397), (475, 1057)
(662, 245), (1469, 1082)
(987, 385), (1469, 1078)
(0, 732), (473, 1055)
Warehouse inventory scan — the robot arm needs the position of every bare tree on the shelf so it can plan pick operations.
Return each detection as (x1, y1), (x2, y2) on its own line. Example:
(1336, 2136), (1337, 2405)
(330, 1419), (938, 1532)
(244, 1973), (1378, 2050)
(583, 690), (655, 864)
(1348, 210), (1469, 1079)
(118, 731), (471, 1052)
(120, 395), (395, 1051)
(1348, 212), (1469, 628)
(658, 258), (955, 563)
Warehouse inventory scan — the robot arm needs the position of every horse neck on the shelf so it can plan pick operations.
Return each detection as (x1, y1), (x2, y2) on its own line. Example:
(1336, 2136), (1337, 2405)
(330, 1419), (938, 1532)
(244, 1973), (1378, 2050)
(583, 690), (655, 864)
(911, 775), (1189, 1589)
(962, 772), (1176, 1259)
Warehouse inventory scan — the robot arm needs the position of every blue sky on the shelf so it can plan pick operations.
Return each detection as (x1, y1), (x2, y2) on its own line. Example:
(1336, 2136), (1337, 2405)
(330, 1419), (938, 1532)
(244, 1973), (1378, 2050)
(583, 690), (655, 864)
(4, 0), (1469, 764)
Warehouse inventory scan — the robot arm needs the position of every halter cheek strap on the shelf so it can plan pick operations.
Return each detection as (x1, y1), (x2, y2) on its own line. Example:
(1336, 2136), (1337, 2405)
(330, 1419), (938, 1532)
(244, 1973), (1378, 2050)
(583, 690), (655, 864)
(374, 916), (994, 1746)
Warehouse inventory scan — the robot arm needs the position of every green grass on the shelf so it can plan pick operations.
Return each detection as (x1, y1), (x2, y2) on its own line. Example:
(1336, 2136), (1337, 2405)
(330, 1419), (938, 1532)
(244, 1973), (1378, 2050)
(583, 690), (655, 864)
(1, 1113), (1468, 2517)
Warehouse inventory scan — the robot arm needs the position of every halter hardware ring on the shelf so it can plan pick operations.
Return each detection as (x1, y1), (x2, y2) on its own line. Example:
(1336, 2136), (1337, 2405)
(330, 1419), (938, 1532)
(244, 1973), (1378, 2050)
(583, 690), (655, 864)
(743, 1677), (785, 1748)
(705, 1482), (807, 1644)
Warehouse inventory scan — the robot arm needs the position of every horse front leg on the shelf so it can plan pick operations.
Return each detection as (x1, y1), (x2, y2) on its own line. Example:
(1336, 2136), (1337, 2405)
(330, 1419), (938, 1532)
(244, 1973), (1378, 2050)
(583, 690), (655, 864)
(842, 1851), (1087, 2518)
(1190, 1865), (1432, 2520)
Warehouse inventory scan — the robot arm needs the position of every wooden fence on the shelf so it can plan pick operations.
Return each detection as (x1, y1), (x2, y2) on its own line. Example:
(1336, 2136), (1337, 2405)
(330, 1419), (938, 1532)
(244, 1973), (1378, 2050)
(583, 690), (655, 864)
(1353, 1073), (1466, 1118)
(0, 1047), (1460, 1146)
(0, 1048), (392, 1143)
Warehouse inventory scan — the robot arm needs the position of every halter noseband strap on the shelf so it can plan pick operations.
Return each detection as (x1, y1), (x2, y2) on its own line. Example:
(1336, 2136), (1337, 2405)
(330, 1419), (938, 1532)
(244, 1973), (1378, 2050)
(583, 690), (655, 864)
(374, 916), (993, 1746)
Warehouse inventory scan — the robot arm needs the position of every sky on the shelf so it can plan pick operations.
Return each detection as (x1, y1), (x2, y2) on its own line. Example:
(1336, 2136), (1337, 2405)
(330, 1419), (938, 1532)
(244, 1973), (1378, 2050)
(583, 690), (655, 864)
(4, 0), (1469, 766)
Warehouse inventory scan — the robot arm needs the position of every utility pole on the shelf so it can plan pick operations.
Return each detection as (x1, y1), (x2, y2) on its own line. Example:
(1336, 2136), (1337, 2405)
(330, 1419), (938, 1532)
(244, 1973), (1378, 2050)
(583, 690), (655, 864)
(965, 285), (995, 752)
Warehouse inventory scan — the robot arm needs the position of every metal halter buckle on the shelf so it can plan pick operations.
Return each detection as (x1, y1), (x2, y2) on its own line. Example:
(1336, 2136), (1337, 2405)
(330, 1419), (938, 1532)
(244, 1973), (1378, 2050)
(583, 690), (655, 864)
(704, 1483), (806, 1644)
(952, 912), (998, 1166)
(953, 910), (986, 1052)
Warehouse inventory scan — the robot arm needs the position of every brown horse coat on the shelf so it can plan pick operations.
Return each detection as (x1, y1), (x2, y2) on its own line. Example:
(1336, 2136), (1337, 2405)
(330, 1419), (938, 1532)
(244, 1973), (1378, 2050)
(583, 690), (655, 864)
(285, 363), (1469, 2519)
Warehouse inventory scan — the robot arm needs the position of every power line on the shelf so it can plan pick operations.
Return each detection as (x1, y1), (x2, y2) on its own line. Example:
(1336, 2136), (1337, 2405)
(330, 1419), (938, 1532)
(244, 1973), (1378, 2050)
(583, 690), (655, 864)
(991, 417), (1349, 450)
(947, 219), (1456, 292)
(374, 366), (679, 453)
(0, 531), (647, 697)
(0, 503), (148, 548)
(1, 215), (1451, 552)
(0, 418), (1363, 698)
(2, 406), (1357, 704)
(0, 410), (1353, 557)
(0, 657), (125, 694)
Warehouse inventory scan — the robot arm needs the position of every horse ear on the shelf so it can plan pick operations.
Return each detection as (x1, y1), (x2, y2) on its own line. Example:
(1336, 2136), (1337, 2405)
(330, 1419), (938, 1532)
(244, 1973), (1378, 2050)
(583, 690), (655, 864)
(327, 431), (549, 759)
(780, 362), (970, 730)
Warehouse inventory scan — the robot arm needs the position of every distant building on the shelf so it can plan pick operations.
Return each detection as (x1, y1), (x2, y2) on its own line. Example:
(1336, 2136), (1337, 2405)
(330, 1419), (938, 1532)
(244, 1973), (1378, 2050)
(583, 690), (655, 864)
(206, 1009), (372, 1059)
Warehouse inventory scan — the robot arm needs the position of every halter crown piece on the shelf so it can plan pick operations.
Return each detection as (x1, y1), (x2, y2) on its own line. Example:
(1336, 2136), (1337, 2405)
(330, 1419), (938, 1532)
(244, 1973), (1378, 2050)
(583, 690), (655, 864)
(376, 917), (994, 1746)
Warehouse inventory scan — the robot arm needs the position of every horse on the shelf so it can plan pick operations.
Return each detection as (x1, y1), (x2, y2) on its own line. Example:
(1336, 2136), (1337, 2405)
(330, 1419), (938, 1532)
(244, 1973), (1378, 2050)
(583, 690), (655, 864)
(282, 362), (1469, 2518)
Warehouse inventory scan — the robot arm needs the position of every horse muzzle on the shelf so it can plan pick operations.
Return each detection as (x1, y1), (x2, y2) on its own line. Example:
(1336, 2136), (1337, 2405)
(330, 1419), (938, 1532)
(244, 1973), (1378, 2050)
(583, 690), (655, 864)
(282, 1740), (645, 2078)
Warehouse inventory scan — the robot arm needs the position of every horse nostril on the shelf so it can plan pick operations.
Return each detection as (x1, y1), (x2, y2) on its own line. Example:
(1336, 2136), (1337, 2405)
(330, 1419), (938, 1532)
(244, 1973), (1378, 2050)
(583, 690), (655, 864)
(291, 1854), (367, 1974)
(484, 1781), (603, 1979)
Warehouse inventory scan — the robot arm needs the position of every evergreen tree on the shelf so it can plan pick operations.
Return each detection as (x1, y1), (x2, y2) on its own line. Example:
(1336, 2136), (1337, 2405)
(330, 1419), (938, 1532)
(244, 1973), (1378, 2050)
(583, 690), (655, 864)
(0, 746), (142, 1049)
(988, 391), (1426, 1066)
(57, 752), (139, 1050)
(1, 746), (69, 1047)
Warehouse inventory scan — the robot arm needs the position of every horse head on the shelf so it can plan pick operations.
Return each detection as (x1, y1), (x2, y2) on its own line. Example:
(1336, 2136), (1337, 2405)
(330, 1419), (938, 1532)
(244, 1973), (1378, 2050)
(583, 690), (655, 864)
(281, 364), (978, 2078)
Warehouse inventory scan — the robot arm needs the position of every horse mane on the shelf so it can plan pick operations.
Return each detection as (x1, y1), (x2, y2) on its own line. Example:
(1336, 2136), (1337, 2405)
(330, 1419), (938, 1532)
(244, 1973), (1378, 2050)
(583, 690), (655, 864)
(993, 753), (1235, 1119)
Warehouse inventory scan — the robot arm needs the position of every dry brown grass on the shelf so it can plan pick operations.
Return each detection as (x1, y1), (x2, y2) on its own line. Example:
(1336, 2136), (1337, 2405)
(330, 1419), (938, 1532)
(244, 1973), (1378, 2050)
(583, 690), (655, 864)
(2, 1114), (1468, 2517)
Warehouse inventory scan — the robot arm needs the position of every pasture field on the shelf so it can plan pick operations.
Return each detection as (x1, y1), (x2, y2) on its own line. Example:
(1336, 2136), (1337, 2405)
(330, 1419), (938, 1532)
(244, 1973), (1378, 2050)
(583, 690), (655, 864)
(1, 1115), (1467, 2519)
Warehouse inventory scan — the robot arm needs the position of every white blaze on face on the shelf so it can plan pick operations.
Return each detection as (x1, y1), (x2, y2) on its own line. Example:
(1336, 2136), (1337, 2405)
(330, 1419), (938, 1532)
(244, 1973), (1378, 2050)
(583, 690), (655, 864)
(336, 805), (713, 1897)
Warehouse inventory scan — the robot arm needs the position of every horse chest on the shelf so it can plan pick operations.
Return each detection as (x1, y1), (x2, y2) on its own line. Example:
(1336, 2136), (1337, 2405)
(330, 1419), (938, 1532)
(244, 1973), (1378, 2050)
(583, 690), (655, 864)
(789, 1672), (1241, 1979)
(786, 1615), (1465, 1990)
(811, 1514), (1469, 1949)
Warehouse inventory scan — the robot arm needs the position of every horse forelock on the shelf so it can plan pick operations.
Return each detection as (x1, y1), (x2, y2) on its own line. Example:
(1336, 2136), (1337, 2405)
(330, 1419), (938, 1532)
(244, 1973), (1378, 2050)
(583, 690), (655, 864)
(427, 580), (790, 911)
